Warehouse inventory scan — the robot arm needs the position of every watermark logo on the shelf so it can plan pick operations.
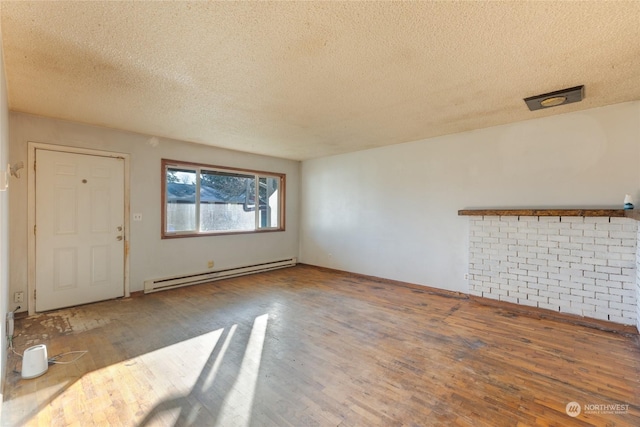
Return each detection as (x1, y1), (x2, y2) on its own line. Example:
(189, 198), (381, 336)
(565, 401), (629, 417)
(566, 402), (581, 417)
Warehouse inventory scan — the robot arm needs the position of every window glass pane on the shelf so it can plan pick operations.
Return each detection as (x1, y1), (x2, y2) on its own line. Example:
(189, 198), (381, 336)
(166, 168), (197, 232)
(258, 176), (279, 228)
(200, 170), (255, 232)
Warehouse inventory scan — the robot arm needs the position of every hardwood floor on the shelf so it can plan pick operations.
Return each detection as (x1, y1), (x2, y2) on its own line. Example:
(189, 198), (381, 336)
(2, 264), (639, 426)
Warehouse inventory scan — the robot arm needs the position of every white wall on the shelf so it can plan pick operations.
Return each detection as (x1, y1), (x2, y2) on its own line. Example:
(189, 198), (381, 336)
(300, 101), (640, 293)
(9, 113), (300, 312)
(0, 20), (9, 402)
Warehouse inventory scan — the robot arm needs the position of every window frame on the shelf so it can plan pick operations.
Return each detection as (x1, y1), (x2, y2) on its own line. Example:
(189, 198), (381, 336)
(161, 159), (286, 239)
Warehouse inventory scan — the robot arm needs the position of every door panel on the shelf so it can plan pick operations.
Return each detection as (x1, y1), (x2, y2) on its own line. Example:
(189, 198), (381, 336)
(35, 149), (125, 311)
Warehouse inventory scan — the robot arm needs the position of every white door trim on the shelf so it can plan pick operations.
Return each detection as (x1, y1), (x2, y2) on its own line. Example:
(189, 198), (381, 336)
(28, 142), (131, 315)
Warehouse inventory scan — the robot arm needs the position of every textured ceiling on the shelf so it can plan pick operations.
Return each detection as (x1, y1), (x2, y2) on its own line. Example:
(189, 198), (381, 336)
(1, 2), (639, 160)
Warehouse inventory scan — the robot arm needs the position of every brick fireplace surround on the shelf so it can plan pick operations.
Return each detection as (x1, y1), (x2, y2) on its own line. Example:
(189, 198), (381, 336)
(459, 209), (640, 332)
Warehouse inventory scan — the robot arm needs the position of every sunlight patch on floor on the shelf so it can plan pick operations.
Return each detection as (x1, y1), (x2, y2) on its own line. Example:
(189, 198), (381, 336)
(216, 313), (269, 427)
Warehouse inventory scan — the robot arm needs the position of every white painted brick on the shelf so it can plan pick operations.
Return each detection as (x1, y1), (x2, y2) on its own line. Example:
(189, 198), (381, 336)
(548, 297), (564, 306)
(609, 315), (634, 325)
(596, 266), (622, 275)
(537, 253), (558, 262)
(582, 244), (608, 253)
(499, 295), (518, 304)
(609, 274), (634, 283)
(508, 291), (528, 299)
(509, 232), (528, 239)
(571, 302), (596, 312)
(488, 288), (508, 296)
(548, 222), (571, 230)
(622, 223), (638, 232)
(563, 229), (584, 237)
(528, 271), (549, 279)
(499, 273), (518, 281)
(560, 306), (583, 316)
(548, 235), (571, 243)
(610, 231), (637, 240)
(538, 217), (559, 223)
(537, 241), (559, 249)
(563, 293), (584, 303)
(527, 234), (548, 242)
(621, 309), (635, 319)
(571, 289), (595, 298)
(520, 299), (540, 307)
(548, 260), (571, 269)
(570, 263), (595, 272)
(622, 295), (636, 305)
(583, 270), (609, 280)
(581, 258), (607, 267)
(519, 216), (539, 222)
(590, 310), (611, 321)
(559, 255), (582, 263)
(527, 258), (549, 266)
(609, 288), (635, 297)
(539, 266), (560, 275)
(538, 302), (561, 312)
(548, 273), (571, 283)
(538, 228), (560, 236)
(609, 217), (635, 224)
(559, 268), (586, 277)
(596, 292), (622, 302)
(622, 267), (636, 276)
(528, 247), (549, 254)
(549, 248), (571, 256)
(603, 252), (622, 261)
(538, 277), (559, 287)
(596, 223), (623, 231)
(586, 230), (612, 240)
(540, 289), (560, 299)
(584, 217), (611, 224)
(500, 238), (517, 245)
(561, 217), (584, 223)
(608, 259), (636, 268)
(518, 275), (538, 284)
(584, 297), (608, 308)
(517, 239), (536, 246)
(572, 276), (596, 286)
(609, 301), (633, 310)
(570, 250), (595, 258)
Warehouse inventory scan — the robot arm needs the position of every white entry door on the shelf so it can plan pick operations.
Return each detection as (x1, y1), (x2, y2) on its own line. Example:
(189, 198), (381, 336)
(35, 149), (125, 312)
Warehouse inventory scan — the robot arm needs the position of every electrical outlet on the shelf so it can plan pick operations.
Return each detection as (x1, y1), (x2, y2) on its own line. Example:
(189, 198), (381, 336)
(464, 273), (469, 280)
(133, 213), (143, 221)
(14, 292), (24, 303)
(207, 260), (214, 268)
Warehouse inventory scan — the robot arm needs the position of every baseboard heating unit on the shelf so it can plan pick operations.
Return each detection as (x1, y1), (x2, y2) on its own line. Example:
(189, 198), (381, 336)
(144, 258), (297, 294)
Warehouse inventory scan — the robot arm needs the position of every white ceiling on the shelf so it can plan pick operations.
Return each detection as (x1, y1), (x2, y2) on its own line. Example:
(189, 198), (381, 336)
(1, 1), (639, 161)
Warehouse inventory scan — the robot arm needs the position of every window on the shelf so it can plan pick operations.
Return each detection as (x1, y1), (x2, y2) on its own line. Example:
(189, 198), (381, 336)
(162, 159), (285, 238)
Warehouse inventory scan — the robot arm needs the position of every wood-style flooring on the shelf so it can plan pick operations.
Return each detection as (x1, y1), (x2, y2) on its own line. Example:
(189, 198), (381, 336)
(2, 264), (639, 426)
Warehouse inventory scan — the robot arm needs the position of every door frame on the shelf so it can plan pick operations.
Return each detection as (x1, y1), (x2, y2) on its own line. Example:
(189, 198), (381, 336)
(27, 142), (131, 315)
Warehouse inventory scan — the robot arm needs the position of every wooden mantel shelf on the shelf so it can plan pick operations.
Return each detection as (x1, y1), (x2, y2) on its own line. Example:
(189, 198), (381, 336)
(458, 208), (640, 220)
